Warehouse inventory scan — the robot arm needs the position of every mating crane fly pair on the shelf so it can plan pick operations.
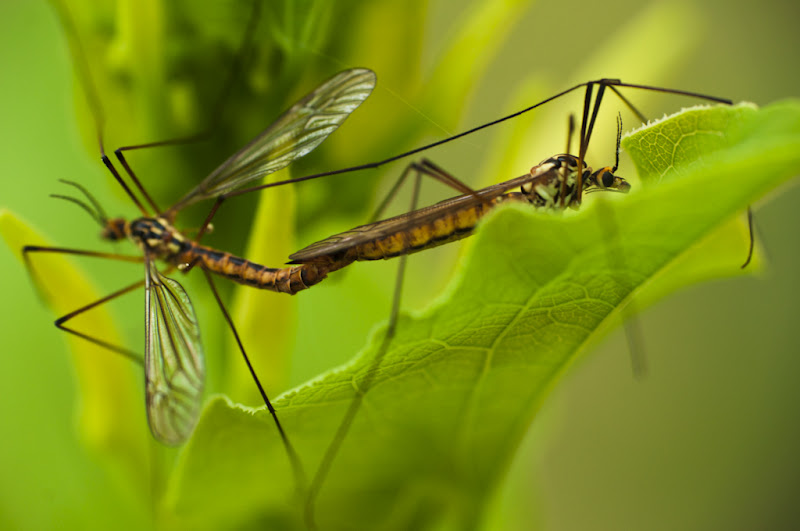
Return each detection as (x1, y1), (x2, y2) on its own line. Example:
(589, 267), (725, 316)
(22, 9), (733, 493)
(24, 70), (729, 439)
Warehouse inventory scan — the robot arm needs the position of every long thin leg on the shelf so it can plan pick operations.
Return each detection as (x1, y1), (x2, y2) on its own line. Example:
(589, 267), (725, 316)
(304, 159), (423, 529)
(576, 83), (609, 204)
(582, 83), (609, 158)
(596, 201), (648, 379)
(368, 159), (482, 223)
(741, 207), (755, 269)
(201, 269), (307, 495)
(367, 163), (419, 223)
(23, 245), (143, 301)
(418, 159), (481, 198)
(54, 281), (145, 364)
(608, 86), (648, 124)
(565, 114), (575, 158)
(557, 114), (576, 205)
(22, 245), (145, 362)
(23, 245), (143, 263)
(624, 308), (648, 380)
(563, 83), (594, 207)
(101, 155), (151, 216)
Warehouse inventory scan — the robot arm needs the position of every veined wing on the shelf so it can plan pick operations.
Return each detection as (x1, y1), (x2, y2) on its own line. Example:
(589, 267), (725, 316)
(168, 68), (376, 212)
(144, 258), (205, 446)
(289, 162), (560, 262)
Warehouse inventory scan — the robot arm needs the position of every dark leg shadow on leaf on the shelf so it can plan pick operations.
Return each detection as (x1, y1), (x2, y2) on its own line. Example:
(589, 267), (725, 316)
(595, 198), (648, 379)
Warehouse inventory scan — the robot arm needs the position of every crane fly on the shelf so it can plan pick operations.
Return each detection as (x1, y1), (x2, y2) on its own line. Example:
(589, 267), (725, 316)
(16, 4), (751, 529)
(286, 152), (630, 273)
(24, 69), (731, 449)
(24, 0), (739, 507)
(24, 67), (377, 452)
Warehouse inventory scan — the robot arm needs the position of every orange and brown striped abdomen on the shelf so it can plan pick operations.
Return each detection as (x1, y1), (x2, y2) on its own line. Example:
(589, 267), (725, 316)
(351, 196), (509, 261)
(176, 245), (330, 295)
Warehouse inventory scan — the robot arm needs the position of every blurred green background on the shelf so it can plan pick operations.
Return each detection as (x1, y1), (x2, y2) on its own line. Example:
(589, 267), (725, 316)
(0, 0), (798, 529)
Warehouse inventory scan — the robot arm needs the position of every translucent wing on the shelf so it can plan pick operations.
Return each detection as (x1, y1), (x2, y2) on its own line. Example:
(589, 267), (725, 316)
(144, 259), (205, 446)
(169, 68), (376, 212)
(289, 163), (561, 262)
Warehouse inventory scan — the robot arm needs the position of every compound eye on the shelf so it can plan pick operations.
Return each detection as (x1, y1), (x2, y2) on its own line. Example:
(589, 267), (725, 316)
(601, 170), (615, 188)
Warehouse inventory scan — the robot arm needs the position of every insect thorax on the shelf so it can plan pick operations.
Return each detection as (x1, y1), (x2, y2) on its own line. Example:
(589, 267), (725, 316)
(523, 154), (586, 210)
(128, 217), (189, 259)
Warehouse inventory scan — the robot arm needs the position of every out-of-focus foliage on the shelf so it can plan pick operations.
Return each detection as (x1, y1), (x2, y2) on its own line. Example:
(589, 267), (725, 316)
(1, 0), (799, 529)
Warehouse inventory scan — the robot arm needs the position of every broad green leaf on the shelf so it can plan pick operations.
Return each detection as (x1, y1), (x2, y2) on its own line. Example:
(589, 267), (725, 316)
(164, 102), (800, 530)
(616, 102), (769, 314)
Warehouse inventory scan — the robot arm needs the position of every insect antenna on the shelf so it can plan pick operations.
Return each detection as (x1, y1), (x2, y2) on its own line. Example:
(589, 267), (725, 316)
(583, 119), (626, 198)
(607, 85), (648, 123)
(50, 179), (109, 227)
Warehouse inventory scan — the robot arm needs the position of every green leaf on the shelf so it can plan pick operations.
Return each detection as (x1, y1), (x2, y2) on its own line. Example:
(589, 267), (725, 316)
(624, 102), (762, 183)
(165, 102), (800, 529)
(618, 102), (771, 311)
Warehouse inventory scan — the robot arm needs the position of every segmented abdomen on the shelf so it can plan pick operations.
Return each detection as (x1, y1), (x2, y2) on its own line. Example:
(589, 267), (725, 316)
(351, 194), (526, 261)
(175, 245), (332, 295)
